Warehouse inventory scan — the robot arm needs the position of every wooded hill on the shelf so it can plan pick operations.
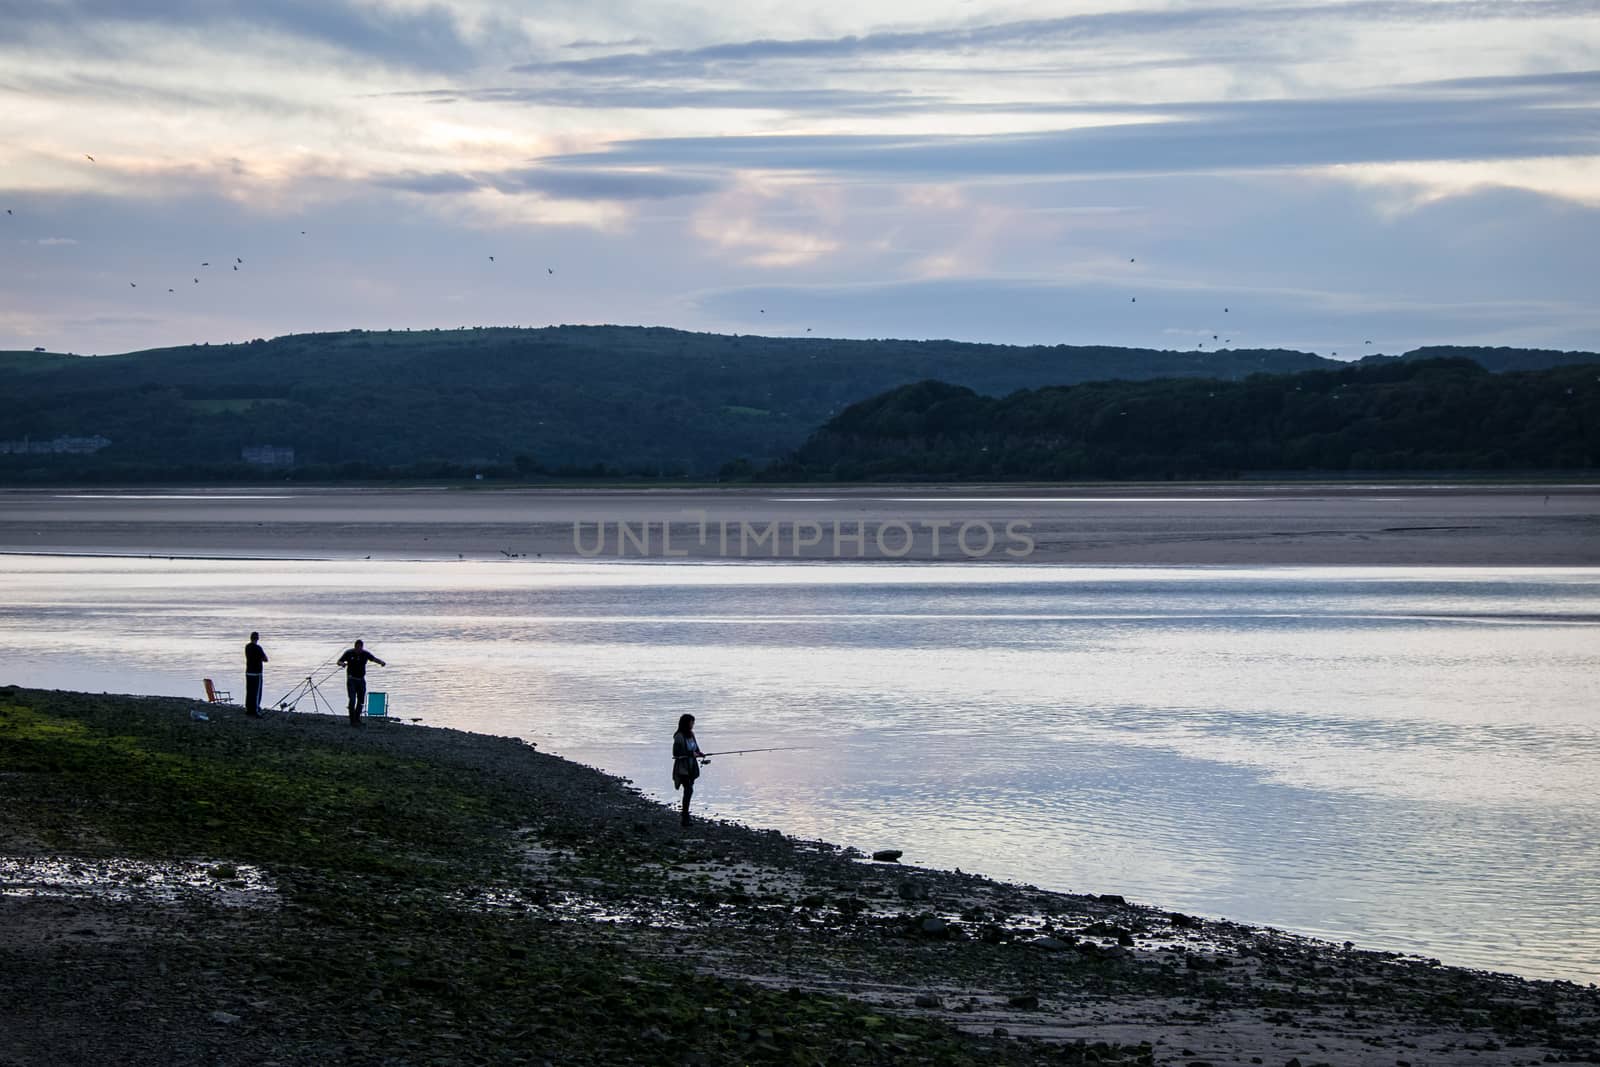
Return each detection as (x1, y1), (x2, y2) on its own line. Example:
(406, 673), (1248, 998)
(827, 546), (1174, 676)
(759, 358), (1600, 481)
(0, 325), (1594, 481)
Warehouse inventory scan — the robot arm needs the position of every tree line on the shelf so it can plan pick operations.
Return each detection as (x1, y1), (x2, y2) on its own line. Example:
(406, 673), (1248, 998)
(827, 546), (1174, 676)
(0, 327), (1594, 482)
(754, 359), (1600, 481)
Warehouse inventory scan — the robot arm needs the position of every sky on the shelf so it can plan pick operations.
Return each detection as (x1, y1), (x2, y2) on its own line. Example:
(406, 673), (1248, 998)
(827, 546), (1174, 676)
(2, 0), (1598, 357)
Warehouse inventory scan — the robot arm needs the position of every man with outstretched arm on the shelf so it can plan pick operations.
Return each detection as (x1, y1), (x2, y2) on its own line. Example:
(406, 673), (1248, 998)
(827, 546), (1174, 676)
(244, 632), (268, 717)
(336, 639), (386, 727)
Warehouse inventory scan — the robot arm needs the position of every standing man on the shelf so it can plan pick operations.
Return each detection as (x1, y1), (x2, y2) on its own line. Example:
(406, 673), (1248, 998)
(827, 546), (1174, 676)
(244, 632), (268, 718)
(336, 639), (386, 727)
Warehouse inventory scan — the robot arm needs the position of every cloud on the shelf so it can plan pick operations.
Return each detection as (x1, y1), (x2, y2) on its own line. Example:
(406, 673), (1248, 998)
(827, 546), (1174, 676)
(391, 84), (944, 115)
(562, 36), (648, 50)
(374, 167), (720, 201)
(547, 75), (1600, 186)
(2, 1), (1596, 355)
(391, 63), (1600, 123)
(489, 168), (720, 200)
(6, 70), (335, 120)
(0, 0), (523, 72)
(374, 170), (484, 195)
(514, 0), (1600, 79)
(690, 179), (844, 267)
(1334, 157), (1600, 210)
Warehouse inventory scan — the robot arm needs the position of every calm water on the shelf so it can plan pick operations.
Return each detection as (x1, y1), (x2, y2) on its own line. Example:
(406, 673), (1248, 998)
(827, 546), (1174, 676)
(3, 555), (1597, 983)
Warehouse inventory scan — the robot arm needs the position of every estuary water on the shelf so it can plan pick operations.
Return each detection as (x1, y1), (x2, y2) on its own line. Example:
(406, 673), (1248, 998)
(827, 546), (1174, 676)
(2, 554), (1597, 983)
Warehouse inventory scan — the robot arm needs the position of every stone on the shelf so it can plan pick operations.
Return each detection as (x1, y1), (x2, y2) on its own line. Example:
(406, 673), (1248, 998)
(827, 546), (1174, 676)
(1007, 993), (1040, 1010)
(914, 993), (942, 1008)
(871, 850), (903, 862)
(897, 881), (929, 901)
(920, 916), (947, 936)
(1033, 936), (1070, 951)
(209, 1010), (241, 1025)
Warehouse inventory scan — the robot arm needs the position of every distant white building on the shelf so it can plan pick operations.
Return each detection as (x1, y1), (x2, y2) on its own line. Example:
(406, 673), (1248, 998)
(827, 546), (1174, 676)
(0, 434), (111, 455)
(241, 445), (295, 466)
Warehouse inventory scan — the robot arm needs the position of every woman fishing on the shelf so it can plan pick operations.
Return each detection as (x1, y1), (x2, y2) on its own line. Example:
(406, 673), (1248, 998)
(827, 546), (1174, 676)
(672, 713), (706, 827)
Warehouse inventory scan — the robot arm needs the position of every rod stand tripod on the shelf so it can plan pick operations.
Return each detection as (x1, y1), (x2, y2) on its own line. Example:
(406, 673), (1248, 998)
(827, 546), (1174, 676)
(270, 662), (343, 717)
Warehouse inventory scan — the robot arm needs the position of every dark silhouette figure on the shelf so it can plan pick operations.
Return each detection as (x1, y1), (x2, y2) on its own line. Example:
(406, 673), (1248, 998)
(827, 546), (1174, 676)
(336, 639), (386, 726)
(244, 631), (268, 717)
(672, 713), (705, 827)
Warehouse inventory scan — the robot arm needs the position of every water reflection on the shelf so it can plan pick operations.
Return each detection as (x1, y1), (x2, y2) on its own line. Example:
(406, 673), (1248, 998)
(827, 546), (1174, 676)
(1, 556), (1597, 982)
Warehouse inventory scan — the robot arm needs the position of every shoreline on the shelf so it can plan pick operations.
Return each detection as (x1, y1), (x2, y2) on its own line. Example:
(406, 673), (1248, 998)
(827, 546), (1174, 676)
(2, 687), (1596, 1065)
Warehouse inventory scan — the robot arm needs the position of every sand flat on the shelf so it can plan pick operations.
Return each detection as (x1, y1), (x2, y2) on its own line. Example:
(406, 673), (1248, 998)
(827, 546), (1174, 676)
(1, 483), (1596, 564)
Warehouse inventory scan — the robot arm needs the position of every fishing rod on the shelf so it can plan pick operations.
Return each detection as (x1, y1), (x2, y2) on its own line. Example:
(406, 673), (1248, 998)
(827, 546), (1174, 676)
(696, 746), (813, 758)
(269, 658), (344, 715)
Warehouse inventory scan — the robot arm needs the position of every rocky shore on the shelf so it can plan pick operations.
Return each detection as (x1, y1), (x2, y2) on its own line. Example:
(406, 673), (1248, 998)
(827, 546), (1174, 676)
(1, 687), (1596, 1066)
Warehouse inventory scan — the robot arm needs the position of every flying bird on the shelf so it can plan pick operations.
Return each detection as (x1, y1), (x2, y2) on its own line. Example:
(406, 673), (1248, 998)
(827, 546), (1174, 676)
(235, 257), (242, 264)
(546, 267), (553, 275)
(201, 261), (209, 266)
(1129, 257), (1135, 263)
(129, 282), (136, 287)
(1130, 297), (1136, 303)
(5, 209), (10, 215)
(167, 288), (174, 292)
(193, 278), (198, 283)
(85, 154), (95, 162)
(1224, 307), (1229, 313)
(488, 255), (494, 262)
(233, 265), (238, 271)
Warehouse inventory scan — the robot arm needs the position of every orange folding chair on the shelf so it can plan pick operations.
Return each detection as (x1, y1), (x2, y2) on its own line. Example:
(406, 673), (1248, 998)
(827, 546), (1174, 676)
(203, 678), (233, 704)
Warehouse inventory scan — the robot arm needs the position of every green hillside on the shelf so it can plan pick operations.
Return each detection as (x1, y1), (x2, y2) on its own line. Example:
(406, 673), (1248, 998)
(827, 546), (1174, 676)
(763, 358), (1600, 481)
(0, 327), (1593, 481)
